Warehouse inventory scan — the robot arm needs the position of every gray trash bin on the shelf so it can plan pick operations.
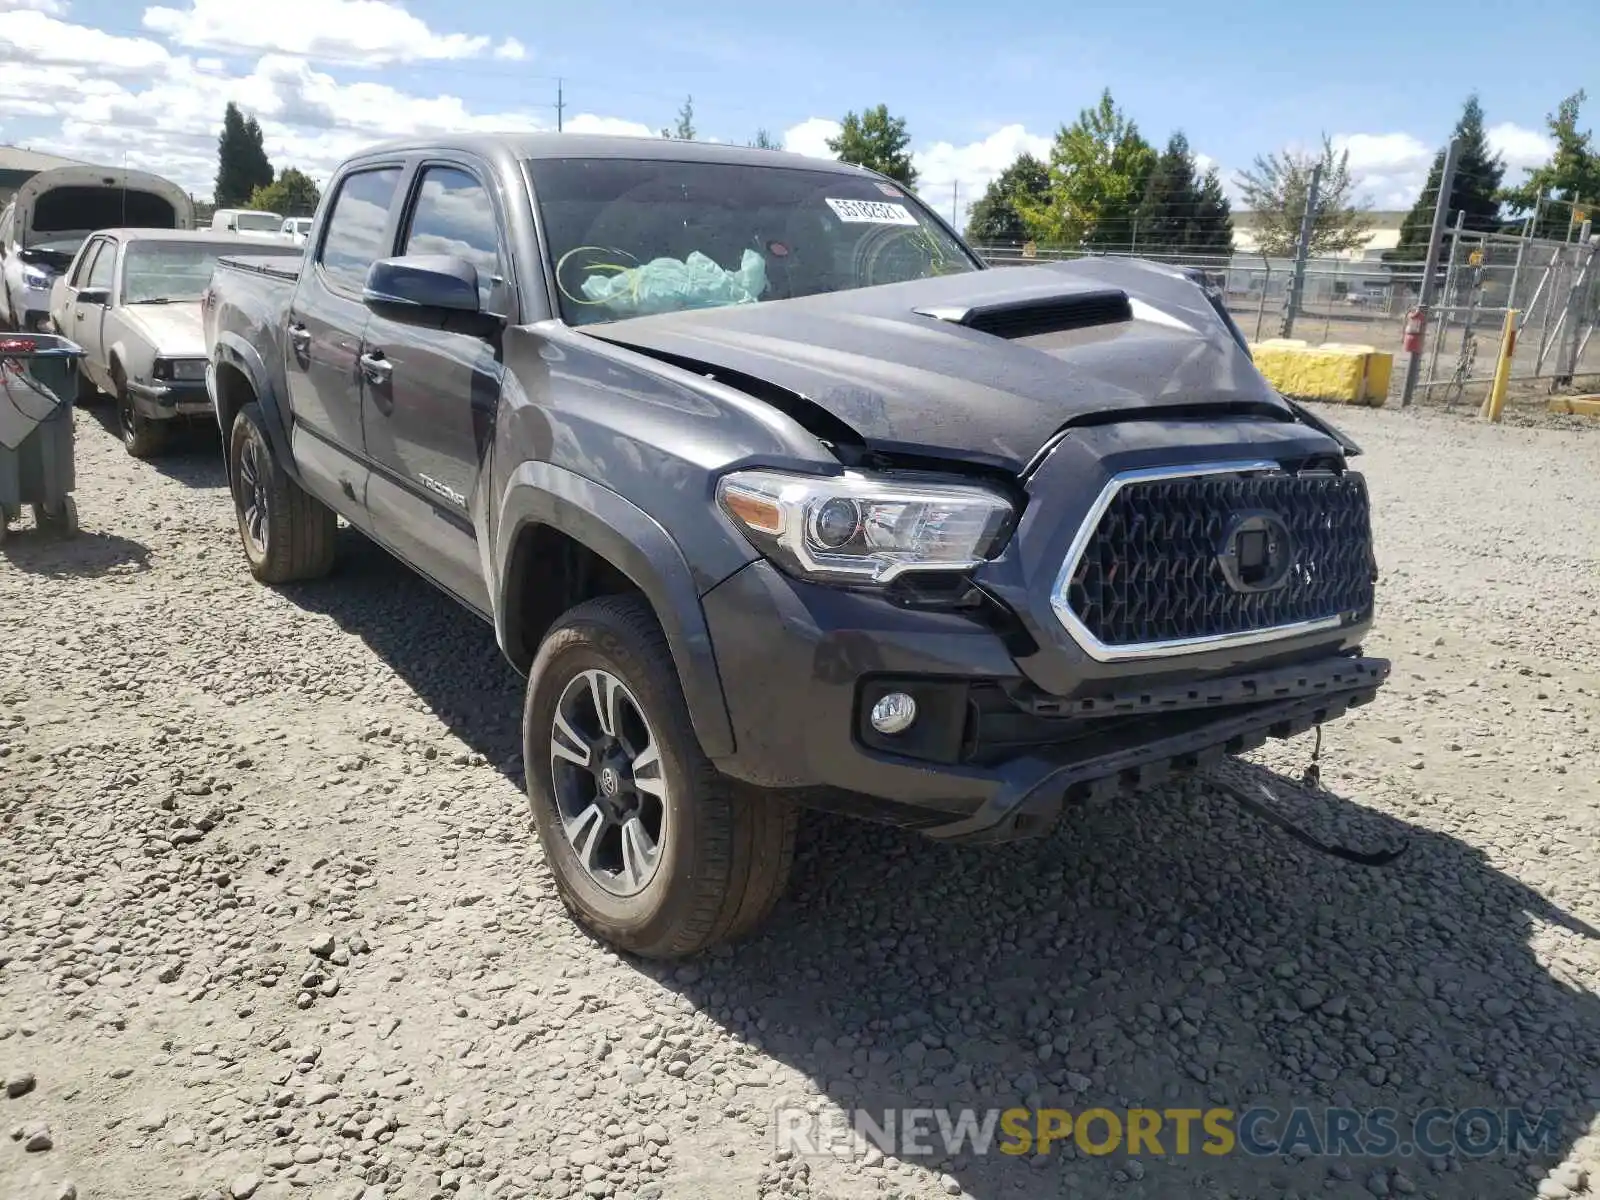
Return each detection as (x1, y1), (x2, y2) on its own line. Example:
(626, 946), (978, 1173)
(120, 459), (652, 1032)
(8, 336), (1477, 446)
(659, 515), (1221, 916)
(0, 332), (86, 544)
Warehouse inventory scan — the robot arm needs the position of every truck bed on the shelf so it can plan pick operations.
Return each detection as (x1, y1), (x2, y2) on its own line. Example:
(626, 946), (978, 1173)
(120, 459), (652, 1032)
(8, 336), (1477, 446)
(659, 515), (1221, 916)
(215, 255), (302, 282)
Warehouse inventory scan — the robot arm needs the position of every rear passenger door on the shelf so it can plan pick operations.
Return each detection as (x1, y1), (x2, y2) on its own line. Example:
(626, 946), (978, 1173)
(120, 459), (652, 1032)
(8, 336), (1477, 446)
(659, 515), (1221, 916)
(284, 163), (404, 516)
(360, 160), (510, 615)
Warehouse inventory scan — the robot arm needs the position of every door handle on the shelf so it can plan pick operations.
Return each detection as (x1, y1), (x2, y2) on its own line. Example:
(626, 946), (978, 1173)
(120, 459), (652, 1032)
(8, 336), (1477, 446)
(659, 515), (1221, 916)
(359, 350), (392, 386)
(288, 323), (311, 355)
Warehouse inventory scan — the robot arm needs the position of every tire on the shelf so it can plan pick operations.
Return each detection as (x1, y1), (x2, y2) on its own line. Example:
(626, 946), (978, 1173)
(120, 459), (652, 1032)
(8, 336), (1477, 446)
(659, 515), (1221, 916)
(227, 401), (336, 583)
(114, 366), (167, 458)
(73, 362), (99, 405)
(32, 496), (77, 537)
(523, 595), (796, 959)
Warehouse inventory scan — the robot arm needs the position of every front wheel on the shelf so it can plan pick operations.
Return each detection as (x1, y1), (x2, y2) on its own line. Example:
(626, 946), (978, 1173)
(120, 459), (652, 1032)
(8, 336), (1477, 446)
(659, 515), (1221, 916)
(115, 371), (167, 458)
(523, 595), (796, 959)
(227, 401), (336, 583)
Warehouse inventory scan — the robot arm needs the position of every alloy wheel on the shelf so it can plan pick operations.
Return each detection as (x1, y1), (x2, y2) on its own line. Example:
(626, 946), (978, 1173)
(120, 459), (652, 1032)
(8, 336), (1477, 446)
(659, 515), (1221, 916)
(548, 668), (669, 897)
(235, 431), (269, 556)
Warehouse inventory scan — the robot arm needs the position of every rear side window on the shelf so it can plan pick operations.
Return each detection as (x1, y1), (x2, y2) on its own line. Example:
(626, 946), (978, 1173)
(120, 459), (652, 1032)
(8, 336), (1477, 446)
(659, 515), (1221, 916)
(401, 166), (504, 311)
(87, 240), (116, 290)
(318, 167), (403, 293)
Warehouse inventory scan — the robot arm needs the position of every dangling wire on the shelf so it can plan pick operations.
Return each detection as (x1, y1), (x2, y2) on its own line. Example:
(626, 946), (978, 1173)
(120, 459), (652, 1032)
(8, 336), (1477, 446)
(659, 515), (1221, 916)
(1302, 723), (1323, 790)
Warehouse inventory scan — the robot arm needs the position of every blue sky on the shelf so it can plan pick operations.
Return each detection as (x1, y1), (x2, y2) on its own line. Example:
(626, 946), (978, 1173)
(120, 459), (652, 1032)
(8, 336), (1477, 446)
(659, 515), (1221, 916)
(0, 0), (1592, 213)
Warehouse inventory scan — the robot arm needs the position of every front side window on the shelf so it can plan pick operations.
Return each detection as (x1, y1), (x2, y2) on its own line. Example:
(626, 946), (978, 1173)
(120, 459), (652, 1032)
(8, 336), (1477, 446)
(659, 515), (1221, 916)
(120, 239), (300, 304)
(71, 238), (104, 286)
(87, 240), (116, 290)
(402, 166), (504, 311)
(319, 167), (404, 293)
(526, 157), (978, 326)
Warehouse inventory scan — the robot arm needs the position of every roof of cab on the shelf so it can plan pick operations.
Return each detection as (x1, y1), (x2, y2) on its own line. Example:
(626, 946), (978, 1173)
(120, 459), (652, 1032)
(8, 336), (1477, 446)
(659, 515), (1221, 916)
(351, 132), (876, 175)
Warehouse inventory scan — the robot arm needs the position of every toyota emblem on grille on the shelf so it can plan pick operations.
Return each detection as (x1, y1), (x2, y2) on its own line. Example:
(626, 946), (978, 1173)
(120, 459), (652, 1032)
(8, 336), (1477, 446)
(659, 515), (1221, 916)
(1217, 511), (1294, 593)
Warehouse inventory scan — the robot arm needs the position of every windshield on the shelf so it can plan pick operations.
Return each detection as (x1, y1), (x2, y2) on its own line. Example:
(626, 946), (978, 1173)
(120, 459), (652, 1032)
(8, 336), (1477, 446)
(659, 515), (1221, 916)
(526, 157), (979, 326)
(121, 240), (301, 304)
(233, 212), (281, 232)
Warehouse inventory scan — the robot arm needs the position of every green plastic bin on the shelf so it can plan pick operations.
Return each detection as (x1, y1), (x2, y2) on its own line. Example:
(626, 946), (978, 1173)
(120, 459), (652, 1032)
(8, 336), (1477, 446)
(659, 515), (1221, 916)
(0, 332), (86, 543)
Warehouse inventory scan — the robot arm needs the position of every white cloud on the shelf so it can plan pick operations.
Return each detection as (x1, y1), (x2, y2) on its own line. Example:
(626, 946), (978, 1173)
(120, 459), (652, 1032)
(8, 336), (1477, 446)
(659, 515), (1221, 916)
(1329, 131), (1435, 209)
(0, 0), (68, 11)
(142, 0), (494, 65)
(1324, 123), (1554, 209)
(1487, 121), (1553, 173)
(565, 113), (656, 138)
(912, 123), (1052, 221)
(0, 10), (171, 73)
(782, 117), (841, 161)
(493, 37), (526, 61)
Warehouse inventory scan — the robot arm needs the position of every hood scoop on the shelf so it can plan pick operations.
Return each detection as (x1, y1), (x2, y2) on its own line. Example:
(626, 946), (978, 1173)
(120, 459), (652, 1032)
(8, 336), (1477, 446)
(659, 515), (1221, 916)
(914, 288), (1133, 340)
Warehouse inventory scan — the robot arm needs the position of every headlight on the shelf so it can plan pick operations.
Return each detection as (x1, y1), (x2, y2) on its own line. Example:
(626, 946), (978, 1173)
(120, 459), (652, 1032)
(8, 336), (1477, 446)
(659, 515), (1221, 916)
(153, 357), (206, 381)
(717, 468), (1014, 583)
(21, 266), (52, 289)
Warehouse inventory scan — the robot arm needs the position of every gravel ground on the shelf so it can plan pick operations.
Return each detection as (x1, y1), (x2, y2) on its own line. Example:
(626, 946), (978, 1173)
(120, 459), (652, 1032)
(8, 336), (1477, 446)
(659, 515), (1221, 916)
(2, 402), (1598, 1200)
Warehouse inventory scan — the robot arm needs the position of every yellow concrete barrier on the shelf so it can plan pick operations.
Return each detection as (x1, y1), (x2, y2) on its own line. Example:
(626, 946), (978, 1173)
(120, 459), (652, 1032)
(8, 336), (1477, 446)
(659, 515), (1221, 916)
(1248, 340), (1393, 407)
(1547, 395), (1600, 416)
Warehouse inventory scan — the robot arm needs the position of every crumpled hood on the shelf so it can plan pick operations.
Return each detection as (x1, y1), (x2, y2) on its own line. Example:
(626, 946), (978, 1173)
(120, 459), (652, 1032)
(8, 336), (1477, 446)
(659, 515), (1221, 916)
(580, 257), (1295, 472)
(121, 302), (205, 358)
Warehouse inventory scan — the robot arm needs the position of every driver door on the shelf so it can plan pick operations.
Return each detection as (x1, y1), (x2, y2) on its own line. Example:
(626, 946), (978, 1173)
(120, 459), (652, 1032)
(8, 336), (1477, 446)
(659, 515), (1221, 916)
(55, 236), (114, 387)
(71, 237), (118, 391)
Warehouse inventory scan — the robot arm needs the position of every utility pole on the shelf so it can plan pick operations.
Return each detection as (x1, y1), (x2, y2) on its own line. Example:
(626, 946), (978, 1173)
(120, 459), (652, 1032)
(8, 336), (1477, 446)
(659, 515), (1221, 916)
(1278, 161), (1323, 339)
(1400, 136), (1461, 407)
(950, 181), (958, 227)
(556, 79), (565, 132)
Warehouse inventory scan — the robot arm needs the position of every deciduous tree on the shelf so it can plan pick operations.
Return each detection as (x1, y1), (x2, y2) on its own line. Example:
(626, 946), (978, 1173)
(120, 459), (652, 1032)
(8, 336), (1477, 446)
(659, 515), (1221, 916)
(247, 167), (321, 217)
(661, 96), (696, 140)
(1023, 89), (1155, 249)
(826, 105), (918, 187)
(1501, 90), (1600, 237)
(1234, 135), (1373, 257)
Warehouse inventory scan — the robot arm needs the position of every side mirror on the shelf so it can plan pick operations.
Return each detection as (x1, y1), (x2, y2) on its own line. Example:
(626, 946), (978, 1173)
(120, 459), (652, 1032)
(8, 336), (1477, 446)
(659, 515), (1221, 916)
(75, 288), (109, 306)
(364, 254), (483, 316)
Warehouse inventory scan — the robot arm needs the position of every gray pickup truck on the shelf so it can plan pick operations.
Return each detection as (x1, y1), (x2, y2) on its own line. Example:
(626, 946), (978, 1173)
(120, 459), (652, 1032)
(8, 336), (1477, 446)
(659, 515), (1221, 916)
(202, 134), (1388, 959)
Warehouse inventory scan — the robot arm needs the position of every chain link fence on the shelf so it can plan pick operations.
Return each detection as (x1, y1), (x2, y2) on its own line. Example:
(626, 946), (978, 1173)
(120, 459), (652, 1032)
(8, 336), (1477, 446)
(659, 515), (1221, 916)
(1411, 226), (1600, 409)
(976, 235), (1600, 408)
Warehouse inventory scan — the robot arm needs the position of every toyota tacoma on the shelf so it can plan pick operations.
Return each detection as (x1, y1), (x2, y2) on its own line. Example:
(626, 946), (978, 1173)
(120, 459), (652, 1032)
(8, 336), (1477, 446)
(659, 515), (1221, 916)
(202, 135), (1388, 958)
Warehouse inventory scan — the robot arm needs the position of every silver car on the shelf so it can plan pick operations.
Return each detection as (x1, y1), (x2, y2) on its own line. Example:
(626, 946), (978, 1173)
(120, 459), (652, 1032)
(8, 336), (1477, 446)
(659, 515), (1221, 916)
(49, 229), (302, 457)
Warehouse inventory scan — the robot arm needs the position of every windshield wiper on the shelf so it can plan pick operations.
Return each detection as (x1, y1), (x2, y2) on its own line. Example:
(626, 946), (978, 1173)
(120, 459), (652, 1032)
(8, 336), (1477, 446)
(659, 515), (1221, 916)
(126, 297), (175, 305)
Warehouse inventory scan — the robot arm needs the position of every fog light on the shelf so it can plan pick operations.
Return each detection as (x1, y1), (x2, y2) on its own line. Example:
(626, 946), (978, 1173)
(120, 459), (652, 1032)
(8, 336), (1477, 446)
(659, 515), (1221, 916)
(869, 692), (917, 735)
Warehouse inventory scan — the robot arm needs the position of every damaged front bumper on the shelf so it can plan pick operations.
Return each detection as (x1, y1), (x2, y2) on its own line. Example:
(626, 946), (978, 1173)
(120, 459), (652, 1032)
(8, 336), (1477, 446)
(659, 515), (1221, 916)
(702, 556), (1389, 846)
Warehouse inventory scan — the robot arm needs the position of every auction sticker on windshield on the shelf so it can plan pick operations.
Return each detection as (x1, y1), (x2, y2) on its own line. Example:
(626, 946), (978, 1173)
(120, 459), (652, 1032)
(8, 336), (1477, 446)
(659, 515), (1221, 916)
(826, 198), (919, 225)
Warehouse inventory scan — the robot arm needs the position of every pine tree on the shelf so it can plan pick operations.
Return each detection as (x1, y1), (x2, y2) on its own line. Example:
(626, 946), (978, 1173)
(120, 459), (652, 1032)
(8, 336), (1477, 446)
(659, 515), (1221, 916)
(1131, 133), (1233, 261)
(964, 153), (1049, 246)
(215, 102), (274, 208)
(1390, 95), (1505, 262)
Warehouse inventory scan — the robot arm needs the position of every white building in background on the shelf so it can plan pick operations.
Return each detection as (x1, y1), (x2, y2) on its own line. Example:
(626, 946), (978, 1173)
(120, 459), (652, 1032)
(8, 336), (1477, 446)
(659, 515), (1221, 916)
(1231, 210), (1407, 262)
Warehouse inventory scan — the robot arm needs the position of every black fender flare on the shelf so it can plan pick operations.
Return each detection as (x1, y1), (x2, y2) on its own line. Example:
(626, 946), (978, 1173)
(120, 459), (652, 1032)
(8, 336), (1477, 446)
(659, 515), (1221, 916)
(493, 461), (737, 760)
(212, 332), (297, 475)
